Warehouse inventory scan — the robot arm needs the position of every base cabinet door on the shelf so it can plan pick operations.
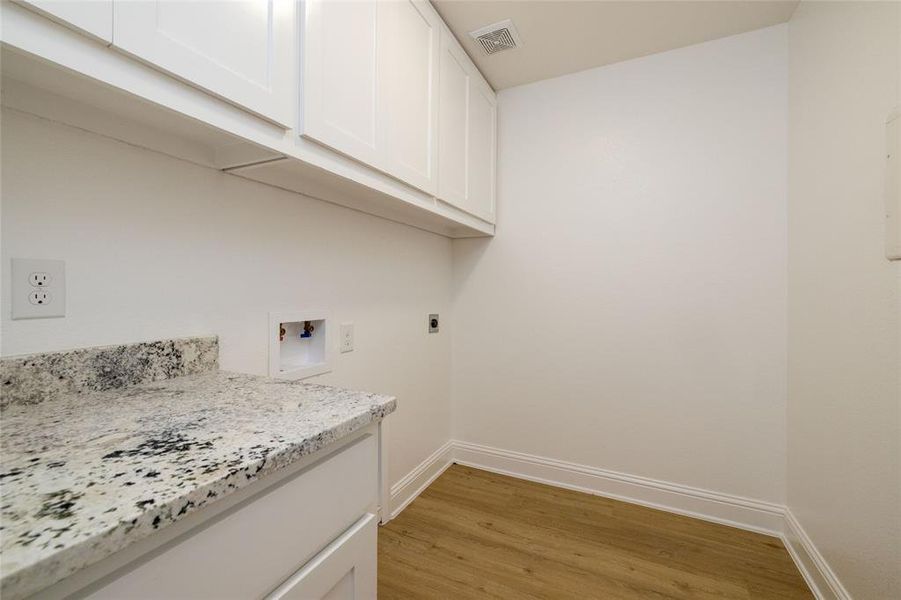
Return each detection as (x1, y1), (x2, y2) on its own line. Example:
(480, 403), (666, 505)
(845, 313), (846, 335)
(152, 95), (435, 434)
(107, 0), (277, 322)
(267, 514), (378, 600)
(112, 0), (294, 126)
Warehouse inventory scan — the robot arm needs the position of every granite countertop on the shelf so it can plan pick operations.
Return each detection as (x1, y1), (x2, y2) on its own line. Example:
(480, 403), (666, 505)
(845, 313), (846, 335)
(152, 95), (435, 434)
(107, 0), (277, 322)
(0, 341), (396, 599)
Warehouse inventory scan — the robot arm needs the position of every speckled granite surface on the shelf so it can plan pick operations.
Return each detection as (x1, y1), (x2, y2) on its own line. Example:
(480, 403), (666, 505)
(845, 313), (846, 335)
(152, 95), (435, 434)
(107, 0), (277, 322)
(0, 371), (396, 600)
(0, 336), (219, 408)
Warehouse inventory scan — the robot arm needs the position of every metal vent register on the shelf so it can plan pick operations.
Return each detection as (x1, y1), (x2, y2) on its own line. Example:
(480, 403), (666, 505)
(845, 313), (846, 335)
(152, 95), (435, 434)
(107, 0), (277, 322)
(469, 19), (522, 55)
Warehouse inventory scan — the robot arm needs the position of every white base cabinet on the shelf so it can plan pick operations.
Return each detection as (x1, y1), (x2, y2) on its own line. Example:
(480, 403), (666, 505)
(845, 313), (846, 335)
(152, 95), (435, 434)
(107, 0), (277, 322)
(30, 428), (383, 600)
(267, 514), (377, 600)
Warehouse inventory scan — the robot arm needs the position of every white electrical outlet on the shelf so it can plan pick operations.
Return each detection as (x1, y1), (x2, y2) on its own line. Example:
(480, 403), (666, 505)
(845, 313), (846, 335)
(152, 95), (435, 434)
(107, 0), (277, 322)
(29, 272), (51, 287)
(340, 322), (354, 353)
(29, 290), (51, 305)
(11, 258), (66, 319)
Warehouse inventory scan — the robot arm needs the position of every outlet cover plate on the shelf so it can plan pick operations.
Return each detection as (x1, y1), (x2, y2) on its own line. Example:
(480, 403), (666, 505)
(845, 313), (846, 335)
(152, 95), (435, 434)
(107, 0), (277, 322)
(11, 258), (66, 319)
(340, 322), (354, 353)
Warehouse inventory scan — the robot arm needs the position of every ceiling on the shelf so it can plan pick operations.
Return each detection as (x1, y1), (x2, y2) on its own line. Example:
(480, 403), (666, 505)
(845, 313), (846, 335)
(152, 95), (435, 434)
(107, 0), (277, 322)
(432, 0), (799, 90)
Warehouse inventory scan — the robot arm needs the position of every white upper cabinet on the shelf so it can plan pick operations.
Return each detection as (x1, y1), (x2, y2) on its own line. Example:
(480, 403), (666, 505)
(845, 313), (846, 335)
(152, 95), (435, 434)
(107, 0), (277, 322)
(437, 29), (496, 222)
(437, 32), (471, 210)
(379, 0), (439, 195)
(301, 0), (381, 168)
(112, 0), (294, 127)
(15, 0), (112, 42)
(466, 81), (497, 222)
(301, 0), (440, 195)
(2, 0), (497, 235)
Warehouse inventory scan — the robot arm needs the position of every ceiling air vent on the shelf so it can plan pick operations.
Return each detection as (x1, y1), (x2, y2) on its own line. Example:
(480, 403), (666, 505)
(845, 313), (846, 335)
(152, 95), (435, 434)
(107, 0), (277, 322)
(468, 19), (522, 55)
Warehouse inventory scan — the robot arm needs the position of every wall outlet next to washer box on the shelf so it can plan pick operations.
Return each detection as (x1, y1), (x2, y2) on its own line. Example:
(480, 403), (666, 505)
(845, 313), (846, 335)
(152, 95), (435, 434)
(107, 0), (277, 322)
(11, 258), (66, 319)
(340, 323), (354, 353)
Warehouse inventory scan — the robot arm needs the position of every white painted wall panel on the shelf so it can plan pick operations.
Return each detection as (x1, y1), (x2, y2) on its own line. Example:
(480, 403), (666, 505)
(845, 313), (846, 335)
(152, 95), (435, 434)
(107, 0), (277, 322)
(787, 1), (901, 597)
(452, 26), (789, 504)
(0, 110), (453, 494)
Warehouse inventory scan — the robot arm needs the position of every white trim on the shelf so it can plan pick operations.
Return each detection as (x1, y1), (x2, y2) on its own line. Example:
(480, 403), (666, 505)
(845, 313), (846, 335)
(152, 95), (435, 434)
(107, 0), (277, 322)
(782, 509), (849, 600)
(387, 440), (455, 520)
(386, 440), (843, 599)
(377, 420), (390, 524)
(453, 440), (786, 536)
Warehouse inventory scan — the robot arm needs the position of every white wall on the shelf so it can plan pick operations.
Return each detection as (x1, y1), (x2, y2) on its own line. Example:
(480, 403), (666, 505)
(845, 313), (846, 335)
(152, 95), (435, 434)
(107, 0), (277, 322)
(7, 10), (898, 595)
(787, 1), (900, 597)
(452, 25), (789, 504)
(0, 108), (453, 490)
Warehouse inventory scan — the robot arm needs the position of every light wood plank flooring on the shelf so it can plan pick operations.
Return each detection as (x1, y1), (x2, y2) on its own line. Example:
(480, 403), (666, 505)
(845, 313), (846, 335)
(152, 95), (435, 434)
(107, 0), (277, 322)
(378, 465), (812, 599)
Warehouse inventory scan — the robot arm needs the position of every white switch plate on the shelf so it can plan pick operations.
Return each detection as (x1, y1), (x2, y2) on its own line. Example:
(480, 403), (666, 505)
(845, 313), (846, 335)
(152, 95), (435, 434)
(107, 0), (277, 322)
(340, 322), (354, 353)
(11, 258), (66, 319)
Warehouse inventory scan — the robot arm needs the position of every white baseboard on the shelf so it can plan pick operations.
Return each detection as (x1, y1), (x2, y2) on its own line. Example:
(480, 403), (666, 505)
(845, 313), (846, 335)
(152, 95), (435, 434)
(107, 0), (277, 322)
(453, 440), (786, 537)
(388, 440), (454, 520)
(782, 509), (849, 600)
(387, 439), (842, 600)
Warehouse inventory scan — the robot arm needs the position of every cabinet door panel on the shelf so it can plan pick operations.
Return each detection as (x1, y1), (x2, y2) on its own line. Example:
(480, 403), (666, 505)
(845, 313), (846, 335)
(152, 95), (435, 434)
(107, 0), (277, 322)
(15, 0), (112, 42)
(301, 0), (381, 168)
(437, 33), (469, 207)
(380, 0), (439, 194)
(113, 0), (293, 126)
(267, 514), (377, 600)
(468, 82), (497, 221)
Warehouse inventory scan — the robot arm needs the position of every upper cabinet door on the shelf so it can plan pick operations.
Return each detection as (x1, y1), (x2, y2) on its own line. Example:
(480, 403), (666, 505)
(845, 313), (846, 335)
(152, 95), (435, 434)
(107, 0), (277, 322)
(112, 0), (294, 127)
(467, 81), (497, 222)
(436, 29), (496, 223)
(437, 31), (470, 209)
(301, 0), (381, 168)
(301, 0), (438, 196)
(15, 0), (112, 42)
(379, 0), (439, 195)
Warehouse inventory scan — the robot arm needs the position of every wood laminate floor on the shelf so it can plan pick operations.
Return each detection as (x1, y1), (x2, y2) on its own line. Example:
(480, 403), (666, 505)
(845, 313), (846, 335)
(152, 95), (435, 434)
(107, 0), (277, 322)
(378, 465), (812, 599)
